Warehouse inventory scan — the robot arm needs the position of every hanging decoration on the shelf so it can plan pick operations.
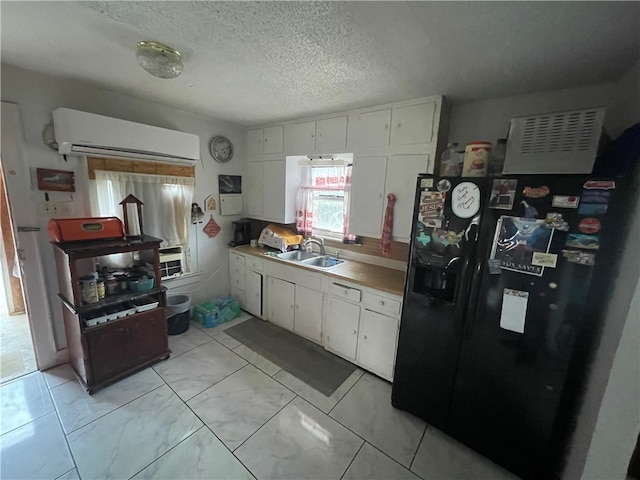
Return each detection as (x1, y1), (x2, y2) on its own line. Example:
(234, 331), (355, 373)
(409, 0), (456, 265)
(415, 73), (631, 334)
(381, 193), (396, 257)
(203, 215), (221, 238)
(205, 195), (216, 211)
(191, 203), (204, 224)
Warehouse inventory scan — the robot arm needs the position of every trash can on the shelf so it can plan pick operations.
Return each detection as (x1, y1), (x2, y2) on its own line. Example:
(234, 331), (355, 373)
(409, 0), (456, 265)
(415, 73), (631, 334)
(166, 294), (191, 335)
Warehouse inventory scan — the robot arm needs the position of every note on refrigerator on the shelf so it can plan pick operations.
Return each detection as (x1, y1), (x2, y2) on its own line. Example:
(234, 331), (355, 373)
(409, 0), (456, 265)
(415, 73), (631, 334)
(500, 289), (529, 333)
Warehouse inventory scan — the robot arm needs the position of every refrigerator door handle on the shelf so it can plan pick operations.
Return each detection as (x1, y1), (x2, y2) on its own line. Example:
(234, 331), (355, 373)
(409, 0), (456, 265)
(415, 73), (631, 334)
(464, 215), (481, 242)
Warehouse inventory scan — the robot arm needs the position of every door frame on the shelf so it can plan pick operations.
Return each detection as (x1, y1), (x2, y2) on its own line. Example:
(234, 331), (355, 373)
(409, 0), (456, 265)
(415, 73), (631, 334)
(1, 101), (66, 370)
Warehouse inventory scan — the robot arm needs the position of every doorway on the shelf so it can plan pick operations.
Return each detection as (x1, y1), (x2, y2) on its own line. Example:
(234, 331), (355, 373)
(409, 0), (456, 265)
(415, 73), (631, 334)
(0, 162), (37, 383)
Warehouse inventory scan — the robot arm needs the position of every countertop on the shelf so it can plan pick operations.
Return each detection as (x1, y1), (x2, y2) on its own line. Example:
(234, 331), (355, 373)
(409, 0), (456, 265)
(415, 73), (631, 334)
(233, 245), (406, 296)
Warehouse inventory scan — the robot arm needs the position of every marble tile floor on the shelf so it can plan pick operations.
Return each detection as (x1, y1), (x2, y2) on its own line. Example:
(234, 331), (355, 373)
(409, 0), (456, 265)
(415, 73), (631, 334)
(0, 313), (518, 480)
(0, 312), (37, 384)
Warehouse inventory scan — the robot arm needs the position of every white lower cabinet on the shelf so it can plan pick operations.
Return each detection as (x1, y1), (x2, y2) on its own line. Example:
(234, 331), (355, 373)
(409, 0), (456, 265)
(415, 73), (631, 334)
(237, 250), (403, 382)
(356, 309), (399, 380)
(325, 297), (360, 361)
(268, 277), (295, 330)
(294, 285), (323, 343)
(229, 250), (263, 318)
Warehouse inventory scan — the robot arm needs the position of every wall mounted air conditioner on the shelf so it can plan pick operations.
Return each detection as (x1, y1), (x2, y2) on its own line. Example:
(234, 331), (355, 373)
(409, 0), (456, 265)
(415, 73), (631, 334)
(52, 108), (200, 164)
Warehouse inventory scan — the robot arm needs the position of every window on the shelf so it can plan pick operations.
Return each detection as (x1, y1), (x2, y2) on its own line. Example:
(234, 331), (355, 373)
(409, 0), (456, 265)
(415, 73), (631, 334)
(89, 169), (195, 269)
(296, 158), (357, 243)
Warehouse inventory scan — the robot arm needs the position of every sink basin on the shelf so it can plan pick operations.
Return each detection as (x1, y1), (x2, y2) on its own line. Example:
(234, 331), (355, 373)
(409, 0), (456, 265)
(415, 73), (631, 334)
(301, 256), (345, 269)
(276, 250), (318, 261)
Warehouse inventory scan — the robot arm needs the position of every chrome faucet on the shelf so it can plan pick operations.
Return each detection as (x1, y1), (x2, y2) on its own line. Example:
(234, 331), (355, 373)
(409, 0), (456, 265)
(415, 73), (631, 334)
(303, 236), (325, 255)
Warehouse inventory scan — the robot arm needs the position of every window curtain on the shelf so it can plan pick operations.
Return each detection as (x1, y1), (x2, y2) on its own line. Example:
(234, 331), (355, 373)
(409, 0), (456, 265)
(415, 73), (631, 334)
(90, 170), (195, 247)
(296, 163), (357, 243)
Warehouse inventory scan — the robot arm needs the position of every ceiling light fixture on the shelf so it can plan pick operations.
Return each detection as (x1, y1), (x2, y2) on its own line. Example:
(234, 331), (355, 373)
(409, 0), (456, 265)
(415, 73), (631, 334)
(135, 41), (183, 79)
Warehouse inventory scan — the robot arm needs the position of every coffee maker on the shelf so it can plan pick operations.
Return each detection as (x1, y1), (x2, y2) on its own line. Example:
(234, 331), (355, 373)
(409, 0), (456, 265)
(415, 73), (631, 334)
(229, 219), (252, 246)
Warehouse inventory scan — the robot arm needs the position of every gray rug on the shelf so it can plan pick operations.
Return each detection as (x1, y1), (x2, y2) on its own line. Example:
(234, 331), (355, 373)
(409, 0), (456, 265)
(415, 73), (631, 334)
(225, 317), (357, 397)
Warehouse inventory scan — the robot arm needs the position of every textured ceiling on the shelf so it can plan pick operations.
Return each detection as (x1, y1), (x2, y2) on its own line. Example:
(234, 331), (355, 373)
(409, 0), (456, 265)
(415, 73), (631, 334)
(1, 1), (639, 126)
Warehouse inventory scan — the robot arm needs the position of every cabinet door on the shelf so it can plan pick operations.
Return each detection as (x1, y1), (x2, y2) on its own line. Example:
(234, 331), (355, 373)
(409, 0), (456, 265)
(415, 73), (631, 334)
(128, 311), (168, 365)
(286, 121), (316, 154)
(263, 125), (284, 154)
(268, 277), (294, 331)
(390, 101), (437, 146)
(87, 324), (130, 383)
(263, 160), (287, 221)
(325, 297), (360, 360)
(246, 129), (264, 158)
(385, 154), (430, 241)
(350, 109), (391, 149)
(316, 116), (347, 152)
(349, 156), (387, 237)
(245, 270), (263, 318)
(356, 309), (399, 380)
(294, 285), (323, 343)
(244, 162), (264, 218)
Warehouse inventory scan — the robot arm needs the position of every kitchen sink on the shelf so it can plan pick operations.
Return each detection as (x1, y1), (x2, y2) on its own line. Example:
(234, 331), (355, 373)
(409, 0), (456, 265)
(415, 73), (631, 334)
(275, 250), (318, 261)
(301, 256), (345, 269)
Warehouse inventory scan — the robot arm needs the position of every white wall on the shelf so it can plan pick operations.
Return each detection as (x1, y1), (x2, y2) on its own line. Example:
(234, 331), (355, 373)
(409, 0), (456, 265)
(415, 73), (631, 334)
(1, 64), (246, 358)
(447, 82), (617, 147)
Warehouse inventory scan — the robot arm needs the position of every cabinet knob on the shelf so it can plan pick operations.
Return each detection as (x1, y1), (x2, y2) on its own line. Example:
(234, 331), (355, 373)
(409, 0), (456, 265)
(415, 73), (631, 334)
(363, 335), (368, 340)
(379, 300), (385, 306)
(296, 304), (299, 309)
(385, 124), (389, 130)
(289, 304), (294, 309)
(352, 329), (357, 334)
(397, 123), (401, 128)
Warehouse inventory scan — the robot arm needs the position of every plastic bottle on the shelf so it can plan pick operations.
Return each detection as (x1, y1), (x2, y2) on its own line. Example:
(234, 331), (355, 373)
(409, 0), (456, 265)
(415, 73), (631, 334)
(488, 138), (507, 176)
(439, 143), (462, 177)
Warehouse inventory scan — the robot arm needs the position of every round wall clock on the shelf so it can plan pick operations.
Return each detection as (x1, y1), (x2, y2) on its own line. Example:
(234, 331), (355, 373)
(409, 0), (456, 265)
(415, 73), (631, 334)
(209, 136), (234, 163)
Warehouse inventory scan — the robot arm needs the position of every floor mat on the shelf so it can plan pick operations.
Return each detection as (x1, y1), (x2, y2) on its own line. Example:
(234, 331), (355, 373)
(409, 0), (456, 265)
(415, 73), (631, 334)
(225, 317), (357, 397)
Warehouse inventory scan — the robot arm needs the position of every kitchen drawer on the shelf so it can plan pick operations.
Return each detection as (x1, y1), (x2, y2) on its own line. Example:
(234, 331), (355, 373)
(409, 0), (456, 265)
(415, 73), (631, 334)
(293, 270), (323, 291)
(363, 291), (401, 317)
(330, 282), (362, 303)
(230, 252), (246, 267)
(246, 256), (264, 272)
(230, 268), (246, 291)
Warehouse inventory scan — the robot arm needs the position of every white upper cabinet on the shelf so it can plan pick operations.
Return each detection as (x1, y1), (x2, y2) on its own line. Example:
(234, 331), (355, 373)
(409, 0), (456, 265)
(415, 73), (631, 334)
(285, 121), (316, 154)
(316, 116), (348, 152)
(247, 125), (284, 159)
(348, 108), (391, 149)
(247, 158), (299, 224)
(263, 160), (288, 221)
(263, 125), (284, 154)
(390, 101), (437, 146)
(246, 129), (264, 158)
(349, 155), (387, 238)
(385, 154), (431, 241)
(244, 162), (264, 218)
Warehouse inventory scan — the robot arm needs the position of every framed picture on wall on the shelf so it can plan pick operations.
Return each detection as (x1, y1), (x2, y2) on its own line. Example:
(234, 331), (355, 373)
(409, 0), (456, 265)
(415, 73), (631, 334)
(36, 168), (75, 192)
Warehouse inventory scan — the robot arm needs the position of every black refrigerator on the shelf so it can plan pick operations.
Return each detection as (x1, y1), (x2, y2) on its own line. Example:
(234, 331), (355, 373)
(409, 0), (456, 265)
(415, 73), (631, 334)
(392, 173), (634, 479)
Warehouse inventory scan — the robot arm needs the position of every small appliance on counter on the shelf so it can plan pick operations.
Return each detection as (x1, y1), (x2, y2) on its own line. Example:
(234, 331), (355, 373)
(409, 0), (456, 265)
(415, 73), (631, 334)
(257, 224), (303, 252)
(229, 219), (252, 247)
